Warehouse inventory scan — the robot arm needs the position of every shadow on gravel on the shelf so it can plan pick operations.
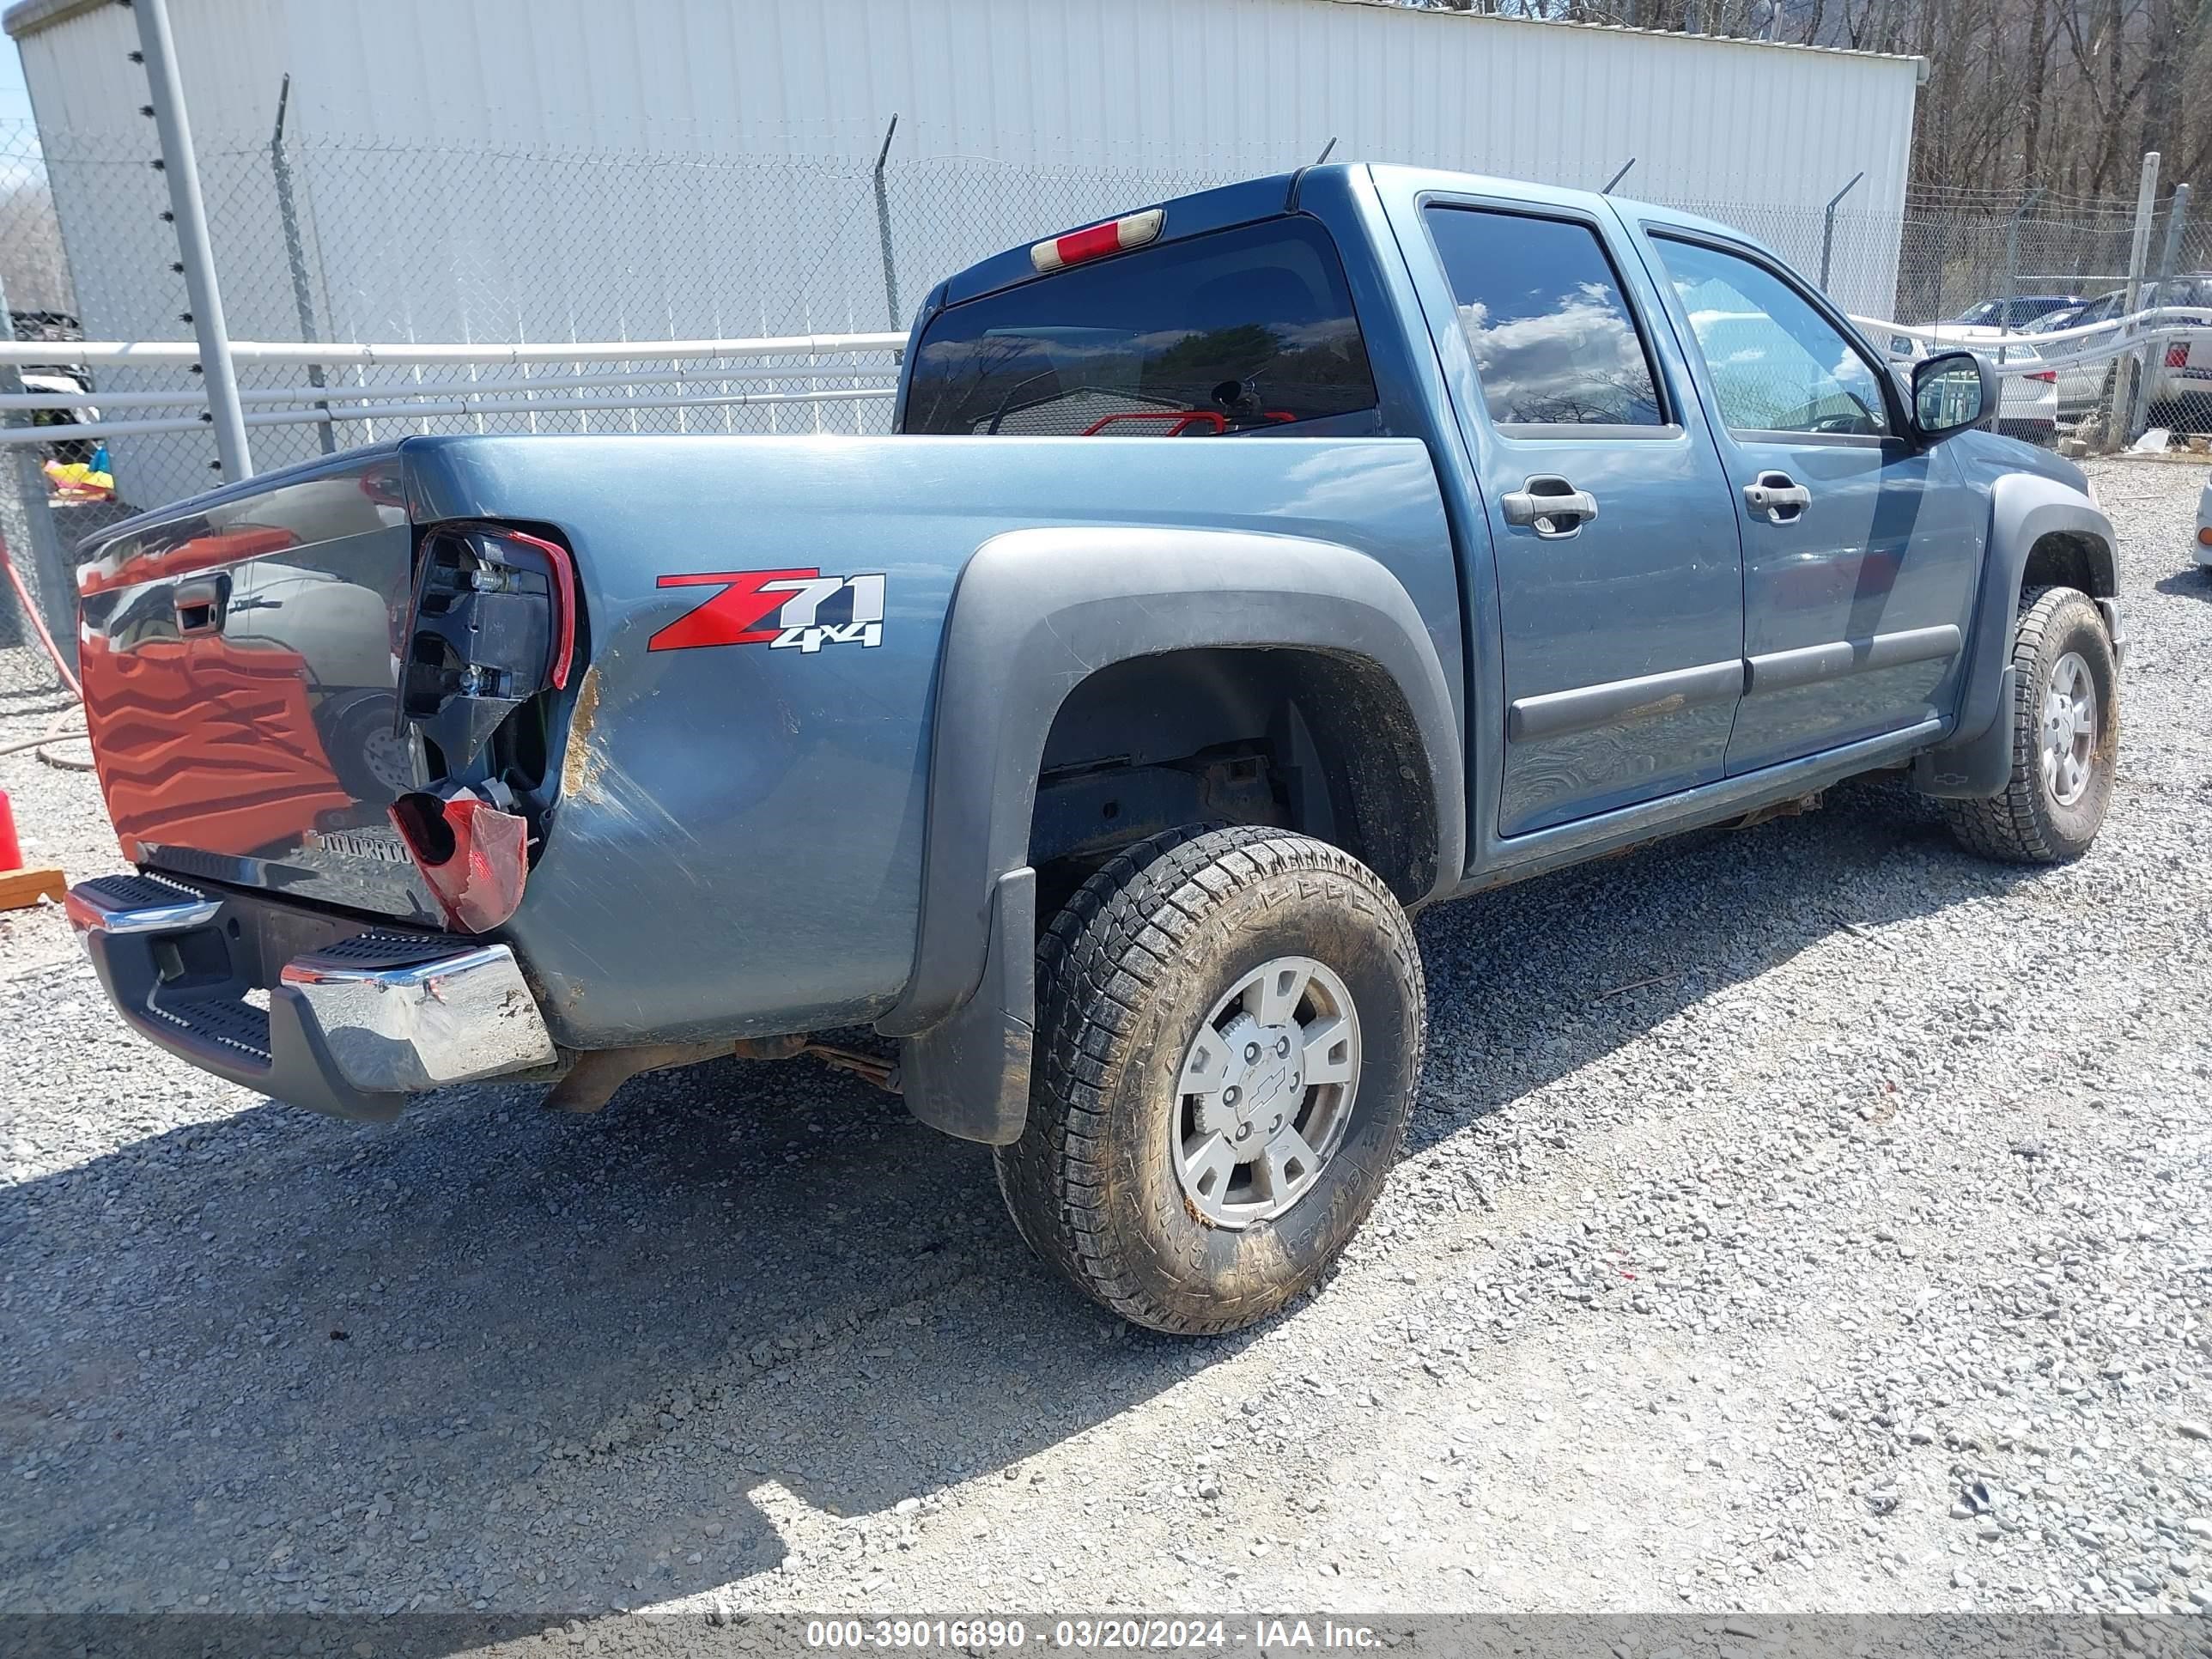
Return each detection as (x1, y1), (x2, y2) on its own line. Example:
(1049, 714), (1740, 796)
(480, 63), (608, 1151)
(0, 773), (2042, 1620)
(2151, 566), (2212, 603)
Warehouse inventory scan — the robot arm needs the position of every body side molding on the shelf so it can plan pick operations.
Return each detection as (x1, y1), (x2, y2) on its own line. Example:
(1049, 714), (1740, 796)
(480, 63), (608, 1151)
(1746, 623), (1962, 696)
(1507, 659), (1742, 744)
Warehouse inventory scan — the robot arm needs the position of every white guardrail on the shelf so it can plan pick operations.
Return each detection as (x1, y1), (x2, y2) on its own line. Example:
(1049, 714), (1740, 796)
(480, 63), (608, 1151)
(1850, 310), (2207, 375)
(0, 331), (907, 446)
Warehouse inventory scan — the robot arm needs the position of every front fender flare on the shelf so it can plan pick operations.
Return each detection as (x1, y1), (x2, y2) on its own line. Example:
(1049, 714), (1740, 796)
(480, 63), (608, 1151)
(1913, 476), (2116, 799)
(881, 526), (1464, 1143)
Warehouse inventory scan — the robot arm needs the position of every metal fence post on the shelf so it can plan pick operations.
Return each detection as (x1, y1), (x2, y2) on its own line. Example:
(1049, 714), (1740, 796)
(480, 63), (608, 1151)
(0, 273), (79, 671)
(2130, 180), (2191, 435)
(134, 0), (253, 481)
(1819, 171), (1863, 294)
(2104, 150), (2161, 449)
(270, 75), (335, 455)
(2001, 185), (2042, 331)
(2154, 183), (2193, 285)
(872, 115), (901, 332)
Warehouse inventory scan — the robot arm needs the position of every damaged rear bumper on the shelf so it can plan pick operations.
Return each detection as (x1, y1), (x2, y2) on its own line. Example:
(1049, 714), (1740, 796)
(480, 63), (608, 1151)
(67, 872), (557, 1121)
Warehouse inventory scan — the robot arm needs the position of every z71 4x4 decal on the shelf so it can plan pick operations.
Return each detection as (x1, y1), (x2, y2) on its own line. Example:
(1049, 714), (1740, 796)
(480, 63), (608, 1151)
(647, 568), (886, 654)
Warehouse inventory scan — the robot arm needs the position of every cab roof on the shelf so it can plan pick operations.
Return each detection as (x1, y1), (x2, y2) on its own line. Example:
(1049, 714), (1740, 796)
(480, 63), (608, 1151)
(932, 163), (1780, 312)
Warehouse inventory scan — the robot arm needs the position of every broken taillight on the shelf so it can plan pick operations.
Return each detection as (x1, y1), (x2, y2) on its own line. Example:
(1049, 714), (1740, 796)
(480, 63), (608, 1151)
(400, 522), (577, 772)
(390, 787), (528, 933)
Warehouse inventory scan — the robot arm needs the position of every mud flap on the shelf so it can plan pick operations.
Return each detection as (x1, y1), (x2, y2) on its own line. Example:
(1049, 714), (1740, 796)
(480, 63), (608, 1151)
(1911, 665), (2017, 799)
(899, 866), (1035, 1146)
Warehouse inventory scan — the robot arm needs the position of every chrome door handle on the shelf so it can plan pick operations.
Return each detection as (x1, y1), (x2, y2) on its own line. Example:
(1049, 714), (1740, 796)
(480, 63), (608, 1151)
(1501, 477), (1600, 538)
(1742, 472), (1812, 523)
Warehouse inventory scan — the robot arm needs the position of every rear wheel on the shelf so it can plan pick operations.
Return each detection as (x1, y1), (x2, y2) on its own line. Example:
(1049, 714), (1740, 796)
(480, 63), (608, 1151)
(995, 824), (1423, 1334)
(1939, 586), (2118, 864)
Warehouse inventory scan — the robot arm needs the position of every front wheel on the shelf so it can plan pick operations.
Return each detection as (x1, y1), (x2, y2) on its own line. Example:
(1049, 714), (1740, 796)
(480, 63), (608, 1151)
(995, 825), (1424, 1334)
(1939, 585), (2118, 864)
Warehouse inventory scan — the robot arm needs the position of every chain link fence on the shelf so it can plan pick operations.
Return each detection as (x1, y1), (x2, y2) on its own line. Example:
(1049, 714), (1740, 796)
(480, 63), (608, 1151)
(6, 114), (2209, 569)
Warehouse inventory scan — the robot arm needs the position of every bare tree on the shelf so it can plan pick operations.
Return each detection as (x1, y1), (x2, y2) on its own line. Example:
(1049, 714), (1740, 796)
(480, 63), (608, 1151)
(1395, 0), (2210, 200)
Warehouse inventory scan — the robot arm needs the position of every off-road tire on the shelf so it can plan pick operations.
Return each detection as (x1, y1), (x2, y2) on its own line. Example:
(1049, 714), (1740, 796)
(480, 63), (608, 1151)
(995, 824), (1424, 1335)
(1939, 585), (2118, 864)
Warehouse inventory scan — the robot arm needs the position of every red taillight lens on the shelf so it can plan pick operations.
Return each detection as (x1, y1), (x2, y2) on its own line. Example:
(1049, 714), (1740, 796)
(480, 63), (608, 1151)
(2166, 343), (2191, 369)
(391, 789), (528, 933)
(485, 526), (578, 691)
(2028, 370), (2057, 383)
(1030, 208), (1165, 274)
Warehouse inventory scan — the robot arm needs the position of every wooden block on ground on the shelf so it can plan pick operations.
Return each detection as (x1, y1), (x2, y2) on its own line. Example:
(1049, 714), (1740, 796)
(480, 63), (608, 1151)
(0, 866), (67, 911)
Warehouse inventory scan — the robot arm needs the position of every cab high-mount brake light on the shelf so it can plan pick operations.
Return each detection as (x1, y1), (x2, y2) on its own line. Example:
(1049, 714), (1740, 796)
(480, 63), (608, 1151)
(1030, 208), (1165, 274)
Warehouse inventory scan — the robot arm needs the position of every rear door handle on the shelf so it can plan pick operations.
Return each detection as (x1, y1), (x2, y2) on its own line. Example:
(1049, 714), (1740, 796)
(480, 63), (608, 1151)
(1501, 477), (1600, 538)
(1742, 472), (1812, 524)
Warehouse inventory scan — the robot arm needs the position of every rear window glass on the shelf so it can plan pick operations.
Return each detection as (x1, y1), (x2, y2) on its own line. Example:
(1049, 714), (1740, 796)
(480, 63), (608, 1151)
(902, 217), (1379, 436)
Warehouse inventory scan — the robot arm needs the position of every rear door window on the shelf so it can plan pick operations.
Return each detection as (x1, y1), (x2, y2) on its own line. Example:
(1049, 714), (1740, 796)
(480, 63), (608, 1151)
(902, 217), (1378, 436)
(1423, 206), (1665, 428)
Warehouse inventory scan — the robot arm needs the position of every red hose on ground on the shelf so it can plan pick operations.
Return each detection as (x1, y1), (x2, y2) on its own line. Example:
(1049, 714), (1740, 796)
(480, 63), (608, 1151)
(0, 527), (82, 701)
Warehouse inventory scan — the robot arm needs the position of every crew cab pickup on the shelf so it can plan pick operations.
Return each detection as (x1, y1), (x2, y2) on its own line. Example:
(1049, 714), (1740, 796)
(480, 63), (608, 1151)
(66, 166), (2124, 1334)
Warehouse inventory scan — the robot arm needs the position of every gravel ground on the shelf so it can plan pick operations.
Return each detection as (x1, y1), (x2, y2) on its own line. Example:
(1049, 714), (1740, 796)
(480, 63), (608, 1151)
(1, 457), (2207, 1620)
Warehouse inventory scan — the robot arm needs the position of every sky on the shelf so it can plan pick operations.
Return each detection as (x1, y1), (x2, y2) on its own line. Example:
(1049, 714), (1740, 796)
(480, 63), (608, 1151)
(3, 34), (32, 126)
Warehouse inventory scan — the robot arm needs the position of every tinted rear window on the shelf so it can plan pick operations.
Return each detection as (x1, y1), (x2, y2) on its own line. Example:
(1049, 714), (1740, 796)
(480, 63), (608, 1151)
(902, 217), (1378, 436)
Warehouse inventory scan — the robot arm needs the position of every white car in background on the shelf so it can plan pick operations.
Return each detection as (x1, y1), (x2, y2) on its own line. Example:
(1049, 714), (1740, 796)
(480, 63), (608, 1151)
(1862, 323), (2059, 446)
(2197, 471), (2212, 568)
(2027, 277), (2212, 432)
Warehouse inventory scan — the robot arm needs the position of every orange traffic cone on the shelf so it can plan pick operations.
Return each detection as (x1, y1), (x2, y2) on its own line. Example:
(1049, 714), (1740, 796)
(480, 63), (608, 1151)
(0, 788), (66, 911)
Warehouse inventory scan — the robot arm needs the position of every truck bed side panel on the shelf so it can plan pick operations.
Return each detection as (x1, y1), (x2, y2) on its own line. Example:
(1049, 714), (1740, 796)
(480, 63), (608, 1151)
(399, 433), (1457, 1049)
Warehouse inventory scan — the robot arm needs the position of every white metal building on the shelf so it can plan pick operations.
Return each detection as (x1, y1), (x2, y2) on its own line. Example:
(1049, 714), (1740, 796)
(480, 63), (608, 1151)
(9, 0), (1923, 507)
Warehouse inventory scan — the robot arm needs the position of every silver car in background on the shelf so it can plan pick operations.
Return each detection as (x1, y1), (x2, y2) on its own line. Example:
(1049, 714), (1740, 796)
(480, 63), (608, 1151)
(2027, 276), (2212, 432)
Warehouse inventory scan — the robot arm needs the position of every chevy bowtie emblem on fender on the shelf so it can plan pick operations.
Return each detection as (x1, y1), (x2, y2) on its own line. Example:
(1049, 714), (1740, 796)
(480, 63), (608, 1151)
(647, 568), (886, 653)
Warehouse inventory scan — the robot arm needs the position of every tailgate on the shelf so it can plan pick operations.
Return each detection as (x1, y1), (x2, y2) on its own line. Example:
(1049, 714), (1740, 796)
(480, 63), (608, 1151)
(76, 448), (441, 921)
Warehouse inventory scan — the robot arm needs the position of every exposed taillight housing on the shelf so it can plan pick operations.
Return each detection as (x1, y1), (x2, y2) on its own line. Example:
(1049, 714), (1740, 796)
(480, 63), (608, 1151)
(390, 520), (580, 933)
(1030, 208), (1165, 274)
(401, 521), (577, 775)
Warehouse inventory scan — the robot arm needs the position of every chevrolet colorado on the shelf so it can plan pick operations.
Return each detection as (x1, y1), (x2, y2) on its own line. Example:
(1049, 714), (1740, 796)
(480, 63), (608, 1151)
(65, 164), (2124, 1333)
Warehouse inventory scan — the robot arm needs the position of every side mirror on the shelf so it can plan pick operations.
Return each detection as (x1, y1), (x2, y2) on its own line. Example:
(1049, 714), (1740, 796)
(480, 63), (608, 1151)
(1911, 350), (1997, 441)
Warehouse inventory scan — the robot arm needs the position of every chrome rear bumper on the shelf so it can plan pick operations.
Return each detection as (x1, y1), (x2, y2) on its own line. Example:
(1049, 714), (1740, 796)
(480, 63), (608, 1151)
(68, 872), (556, 1121)
(281, 939), (556, 1091)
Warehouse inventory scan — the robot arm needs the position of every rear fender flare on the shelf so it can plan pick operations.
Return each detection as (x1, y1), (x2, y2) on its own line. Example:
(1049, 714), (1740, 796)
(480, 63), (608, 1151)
(882, 526), (1465, 1042)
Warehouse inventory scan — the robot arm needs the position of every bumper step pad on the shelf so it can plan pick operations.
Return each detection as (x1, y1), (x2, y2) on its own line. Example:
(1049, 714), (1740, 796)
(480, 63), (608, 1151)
(67, 873), (558, 1121)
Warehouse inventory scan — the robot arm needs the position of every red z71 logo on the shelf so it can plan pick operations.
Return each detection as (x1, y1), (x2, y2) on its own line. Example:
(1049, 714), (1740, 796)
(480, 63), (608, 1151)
(647, 568), (886, 654)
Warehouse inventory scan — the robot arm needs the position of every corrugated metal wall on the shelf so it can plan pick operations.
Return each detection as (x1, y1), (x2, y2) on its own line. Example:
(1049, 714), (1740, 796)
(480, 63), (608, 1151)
(9, 0), (1918, 507)
(259, 0), (1917, 207)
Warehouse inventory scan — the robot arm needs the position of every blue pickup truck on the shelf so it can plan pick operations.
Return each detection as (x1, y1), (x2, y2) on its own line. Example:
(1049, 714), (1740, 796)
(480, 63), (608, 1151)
(65, 165), (2122, 1334)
